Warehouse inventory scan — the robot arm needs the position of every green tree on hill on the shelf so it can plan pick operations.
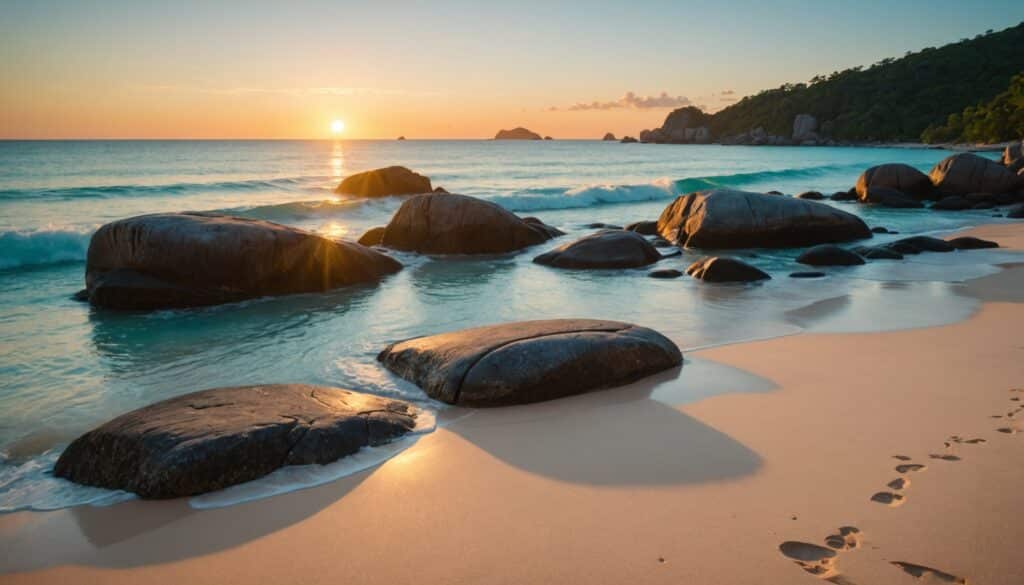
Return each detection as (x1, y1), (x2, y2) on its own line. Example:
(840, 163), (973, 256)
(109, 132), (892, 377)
(922, 74), (1024, 143)
(696, 22), (1024, 143)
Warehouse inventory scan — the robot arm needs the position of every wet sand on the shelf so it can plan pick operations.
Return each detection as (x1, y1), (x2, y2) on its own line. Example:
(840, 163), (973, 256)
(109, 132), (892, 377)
(1, 224), (1023, 584)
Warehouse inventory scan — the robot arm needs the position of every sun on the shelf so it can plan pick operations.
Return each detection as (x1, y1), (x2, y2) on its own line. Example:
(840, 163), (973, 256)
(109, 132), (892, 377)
(330, 119), (345, 134)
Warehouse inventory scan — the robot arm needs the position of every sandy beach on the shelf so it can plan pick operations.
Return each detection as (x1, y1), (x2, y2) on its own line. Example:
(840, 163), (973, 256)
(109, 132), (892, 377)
(0, 222), (1019, 584)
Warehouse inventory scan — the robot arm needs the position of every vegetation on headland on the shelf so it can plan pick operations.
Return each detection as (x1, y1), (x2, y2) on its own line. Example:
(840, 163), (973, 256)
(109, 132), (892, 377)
(921, 74), (1024, 144)
(701, 22), (1024, 143)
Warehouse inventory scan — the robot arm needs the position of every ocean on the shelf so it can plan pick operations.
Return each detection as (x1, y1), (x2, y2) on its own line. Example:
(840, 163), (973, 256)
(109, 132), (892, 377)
(0, 139), (1019, 511)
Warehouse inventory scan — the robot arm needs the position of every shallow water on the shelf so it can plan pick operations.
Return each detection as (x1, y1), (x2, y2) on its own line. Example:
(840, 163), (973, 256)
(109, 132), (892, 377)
(0, 140), (1018, 511)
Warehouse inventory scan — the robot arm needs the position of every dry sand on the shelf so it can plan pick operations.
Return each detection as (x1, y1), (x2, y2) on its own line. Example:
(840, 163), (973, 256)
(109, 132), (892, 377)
(2, 224), (1023, 585)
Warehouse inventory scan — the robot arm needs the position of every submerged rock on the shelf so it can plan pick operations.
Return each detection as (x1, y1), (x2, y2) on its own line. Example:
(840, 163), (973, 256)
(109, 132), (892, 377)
(856, 164), (934, 200)
(648, 269), (683, 279)
(686, 257), (771, 283)
(379, 193), (561, 254)
(533, 230), (663, 269)
(334, 166), (433, 197)
(656, 189), (870, 248)
(871, 226), (892, 234)
(625, 220), (658, 235)
(947, 236), (999, 250)
(377, 319), (683, 406)
(84, 213), (402, 310)
(54, 385), (420, 498)
(929, 153), (1022, 195)
(494, 127), (542, 140)
(851, 245), (904, 260)
(831, 190), (858, 202)
(884, 236), (955, 255)
(860, 187), (924, 208)
(789, 271), (827, 279)
(796, 244), (865, 266)
(1008, 204), (1024, 219)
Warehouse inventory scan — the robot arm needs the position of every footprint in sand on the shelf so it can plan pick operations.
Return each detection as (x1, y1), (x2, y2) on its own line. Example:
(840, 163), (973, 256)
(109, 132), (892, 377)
(779, 527), (861, 584)
(870, 491), (905, 507)
(929, 454), (961, 461)
(996, 427), (1018, 434)
(887, 477), (910, 490)
(892, 455), (913, 461)
(891, 561), (968, 584)
(895, 463), (927, 474)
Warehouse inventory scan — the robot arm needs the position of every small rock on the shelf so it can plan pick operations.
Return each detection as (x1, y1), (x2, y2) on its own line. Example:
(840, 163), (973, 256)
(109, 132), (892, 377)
(625, 220), (658, 235)
(648, 269), (683, 279)
(685, 257), (771, 283)
(796, 191), (824, 200)
(797, 244), (865, 266)
(885, 236), (955, 254)
(947, 236), (998, 250)
(789, 271), (826, 278)
(871, 226), (891, 234)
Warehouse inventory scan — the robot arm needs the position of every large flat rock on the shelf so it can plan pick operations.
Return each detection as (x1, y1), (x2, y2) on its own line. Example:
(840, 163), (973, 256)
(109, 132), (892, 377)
(379, 192), (561, 254)
(54, 385), (420, 498)
(656, 189), (871, 249)
(533, 230), (662, 269)
(378, 319), (683, 406)
(85, 212), (401, 309)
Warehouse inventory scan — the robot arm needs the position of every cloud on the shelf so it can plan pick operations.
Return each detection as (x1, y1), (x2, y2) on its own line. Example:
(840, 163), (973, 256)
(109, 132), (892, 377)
(559, 91), (693, 111)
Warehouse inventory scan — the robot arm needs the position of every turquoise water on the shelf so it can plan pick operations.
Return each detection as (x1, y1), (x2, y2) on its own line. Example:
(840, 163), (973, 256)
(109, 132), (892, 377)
(0, 140), (1018, 511)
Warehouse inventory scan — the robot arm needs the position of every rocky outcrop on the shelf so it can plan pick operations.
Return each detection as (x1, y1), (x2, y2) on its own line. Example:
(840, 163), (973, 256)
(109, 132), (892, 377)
(620, 136), (638, 144)
(796, 245), (865, 266)
(335, 166), (433, 197)
(929, 153), (1022, 195)
(792, 114), (818, 142)
(377, 319), (683, 406)
(637, 106), (711, 144)
(602, 132), (617, 141)
(685, 257), (771, 282)
(856, 164), (934, 200)
(533, 230), (663, 269)
(54, 385), (420, 498)
(378, 193), (561, 255)
(860, 187), (924, 208)
(494, 127), (542, 140)
(656, 189), (871, 249)
(84, 213), (402, 310)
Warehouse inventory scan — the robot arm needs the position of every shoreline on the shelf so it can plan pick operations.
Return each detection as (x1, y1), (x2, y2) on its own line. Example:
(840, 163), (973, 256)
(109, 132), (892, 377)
(1, 224), (1023, 584)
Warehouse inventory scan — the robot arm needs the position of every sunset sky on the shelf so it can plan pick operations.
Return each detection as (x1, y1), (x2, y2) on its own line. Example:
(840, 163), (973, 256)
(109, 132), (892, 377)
(2, 1), (1021, 139)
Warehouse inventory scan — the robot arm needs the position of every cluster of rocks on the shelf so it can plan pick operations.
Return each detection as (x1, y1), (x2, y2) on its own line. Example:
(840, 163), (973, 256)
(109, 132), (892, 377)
(57, 319), (685, 497)
(60, 154), (1022, 500)
(849, 152), (1024, 214)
